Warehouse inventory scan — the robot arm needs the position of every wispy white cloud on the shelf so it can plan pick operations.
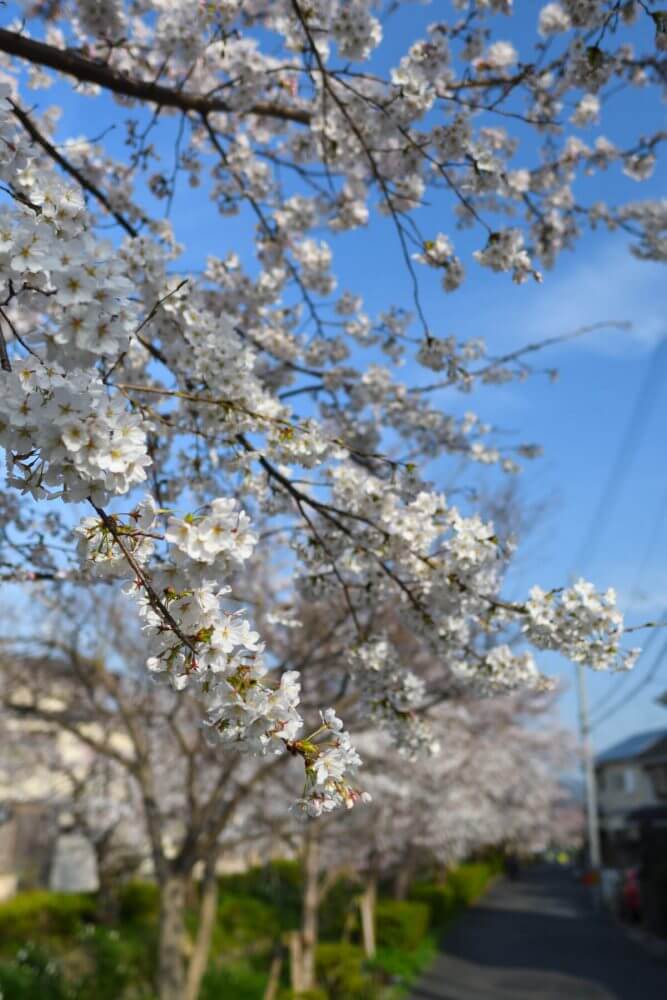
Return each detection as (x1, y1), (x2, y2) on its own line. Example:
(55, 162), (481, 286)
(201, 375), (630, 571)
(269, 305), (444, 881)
(494, 243), (666, 357)
(444, 242), (666, 359)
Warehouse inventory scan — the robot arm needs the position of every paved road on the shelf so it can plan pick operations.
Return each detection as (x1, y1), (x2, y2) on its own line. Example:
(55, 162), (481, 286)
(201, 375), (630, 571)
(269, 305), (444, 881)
(410, 866), (667, 999)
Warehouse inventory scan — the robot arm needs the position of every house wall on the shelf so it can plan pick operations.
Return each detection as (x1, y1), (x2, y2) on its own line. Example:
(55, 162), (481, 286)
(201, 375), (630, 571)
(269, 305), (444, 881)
(597, 762), (657, 824)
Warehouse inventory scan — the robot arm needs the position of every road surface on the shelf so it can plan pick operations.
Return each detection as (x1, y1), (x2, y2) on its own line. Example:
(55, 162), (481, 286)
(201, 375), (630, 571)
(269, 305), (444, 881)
(410, 866), (667, 999)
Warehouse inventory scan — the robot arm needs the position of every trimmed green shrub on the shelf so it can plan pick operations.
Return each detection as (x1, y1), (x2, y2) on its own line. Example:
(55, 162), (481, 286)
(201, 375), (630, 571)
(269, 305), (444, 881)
(370, 936), (438, 991)
(219, 860), (302, 930)
(447, 862), (495, 906)
(117, 881), (159, 924)
(0, 944), (72, 1000)
(318, 876), (359, 941)
(408, 882), (458, 929)
(73, 924), (156, 999)
(0, 892), (95, 949)
(214, 894), (281, 952)
(200, 959), (268, 1000)
(375, 901), (430, 952)
(315, 942), (379, 1000)
(409, 860), (498, 931)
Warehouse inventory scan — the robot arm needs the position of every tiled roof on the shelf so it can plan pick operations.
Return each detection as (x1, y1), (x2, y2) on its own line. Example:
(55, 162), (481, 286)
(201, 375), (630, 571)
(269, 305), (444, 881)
(596, 728), (667, 764)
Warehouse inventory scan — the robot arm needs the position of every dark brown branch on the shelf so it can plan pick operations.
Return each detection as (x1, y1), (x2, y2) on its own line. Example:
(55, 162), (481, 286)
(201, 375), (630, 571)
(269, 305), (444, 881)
(0, 29), (310, 125)
(0, 319), (11, 372)
(9, 99), (139, 237)
(87, 499), (199, 659)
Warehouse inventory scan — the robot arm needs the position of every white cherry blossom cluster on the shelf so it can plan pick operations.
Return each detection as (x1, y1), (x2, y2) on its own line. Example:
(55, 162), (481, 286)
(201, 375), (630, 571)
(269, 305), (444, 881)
(571, 93), (600, 126)
(293, 708), (371, 817)
(524, 580), (640, 671)
(0, 361), (149, 502)
(416, 333), (486, 374)
(165, 499), (258, 576)
(348, 638), (439, 758)
(539, 3), (573, 35)
(473, 230), (542, 285)
(413, 234), (465, 293)
(451, 645), (553, 697)
(332, 1), (383, 62)
(77, 507), (155, 575)
(617, 200), (667, 262)
(0, 128), (139, 370)
(75, 500), (368, 815)
(301, 465), (636, 684)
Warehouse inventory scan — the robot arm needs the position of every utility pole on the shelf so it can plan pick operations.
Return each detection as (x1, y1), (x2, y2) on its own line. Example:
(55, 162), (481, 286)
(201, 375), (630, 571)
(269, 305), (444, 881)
(576, 661), (601, 871)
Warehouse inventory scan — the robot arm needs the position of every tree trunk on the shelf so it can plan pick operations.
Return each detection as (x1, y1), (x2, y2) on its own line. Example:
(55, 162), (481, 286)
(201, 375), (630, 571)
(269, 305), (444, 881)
(288, 930), (304, 995)
(393, 864), (411, 900)
(157, 873), (189, 1000)
(359, 876), (377, 958)
(95, 864), (119, 925)
(263, 950), (283, 1000)
(341, 905), (356, 944)
(393, 847), (415, 900)
(185, 862), (218, 1000)
(301, 826), (320, 991)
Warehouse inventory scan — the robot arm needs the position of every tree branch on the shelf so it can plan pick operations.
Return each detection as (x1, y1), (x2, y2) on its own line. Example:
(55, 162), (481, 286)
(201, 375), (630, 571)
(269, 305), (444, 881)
(0, 29), (310, 125)
(9, 99), (139, 237)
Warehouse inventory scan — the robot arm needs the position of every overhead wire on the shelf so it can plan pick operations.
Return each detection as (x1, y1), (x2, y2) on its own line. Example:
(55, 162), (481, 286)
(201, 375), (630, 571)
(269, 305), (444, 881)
(592, 631), (667, 730)
(589, 474), (667, 718)
(575, 336), (667, 727)
(573, 337), (667, 573)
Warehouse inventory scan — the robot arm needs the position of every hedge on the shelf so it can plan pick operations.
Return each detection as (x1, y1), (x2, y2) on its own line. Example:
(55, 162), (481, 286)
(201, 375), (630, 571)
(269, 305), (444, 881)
(117, 880), (159, 924)
(409, 859), (500, 930)
(375, 900), (431, 952)
(316, 942), (379, 1000)
(408, 882), (459, 929)
(214, 894), (281, 952)
(0, 891), (96, 948)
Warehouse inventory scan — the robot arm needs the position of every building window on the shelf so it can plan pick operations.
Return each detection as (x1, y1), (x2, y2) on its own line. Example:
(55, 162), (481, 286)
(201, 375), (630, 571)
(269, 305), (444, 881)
(610, 771), (625, 792)
(646, 764), (667, 800)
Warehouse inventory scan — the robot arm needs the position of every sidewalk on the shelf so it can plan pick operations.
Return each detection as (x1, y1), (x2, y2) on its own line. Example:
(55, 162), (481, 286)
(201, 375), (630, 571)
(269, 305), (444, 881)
(410, 865), (667, 999)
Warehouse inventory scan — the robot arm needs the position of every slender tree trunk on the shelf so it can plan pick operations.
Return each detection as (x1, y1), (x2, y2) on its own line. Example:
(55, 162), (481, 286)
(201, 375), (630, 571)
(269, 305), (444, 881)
(157, 872), (189, 1000)
(263, 949), (283, 1000)
(341, 905), (356, 944)
(288, 930), (304, 995)
(298, 826), (320, 992)
(359, 876), (377, 958)
(394, 846), (416, 900)
(393, 864), (411, 900)
(94, 862), (119, 925)
(185, 861), (218, 1000)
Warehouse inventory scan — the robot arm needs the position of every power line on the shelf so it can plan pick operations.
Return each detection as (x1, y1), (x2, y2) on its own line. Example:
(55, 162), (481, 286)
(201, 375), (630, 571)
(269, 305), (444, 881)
(631, 476), (667, 597)
(573, 337), (667, 573)
(591, 360), (667, 716)
(591, 631), (667, 731)
(568, 334), (666, 872)
(589, 625), (659, 719)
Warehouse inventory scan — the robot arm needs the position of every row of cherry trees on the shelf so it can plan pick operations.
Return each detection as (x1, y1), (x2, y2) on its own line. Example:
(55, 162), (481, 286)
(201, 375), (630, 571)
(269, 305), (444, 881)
(0, 586), (580, 998)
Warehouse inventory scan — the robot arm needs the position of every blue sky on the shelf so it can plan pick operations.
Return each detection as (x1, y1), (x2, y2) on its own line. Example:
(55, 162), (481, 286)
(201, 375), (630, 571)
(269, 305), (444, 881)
(5, 1), (667, 754)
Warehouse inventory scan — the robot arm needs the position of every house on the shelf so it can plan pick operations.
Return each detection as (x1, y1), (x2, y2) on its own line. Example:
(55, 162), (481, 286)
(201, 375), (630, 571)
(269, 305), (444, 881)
(596, 727), (667, 867)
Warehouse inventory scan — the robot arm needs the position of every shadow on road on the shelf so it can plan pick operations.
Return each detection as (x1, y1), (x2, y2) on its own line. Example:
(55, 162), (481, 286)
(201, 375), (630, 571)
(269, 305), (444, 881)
(410, 865), (667, 1000)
